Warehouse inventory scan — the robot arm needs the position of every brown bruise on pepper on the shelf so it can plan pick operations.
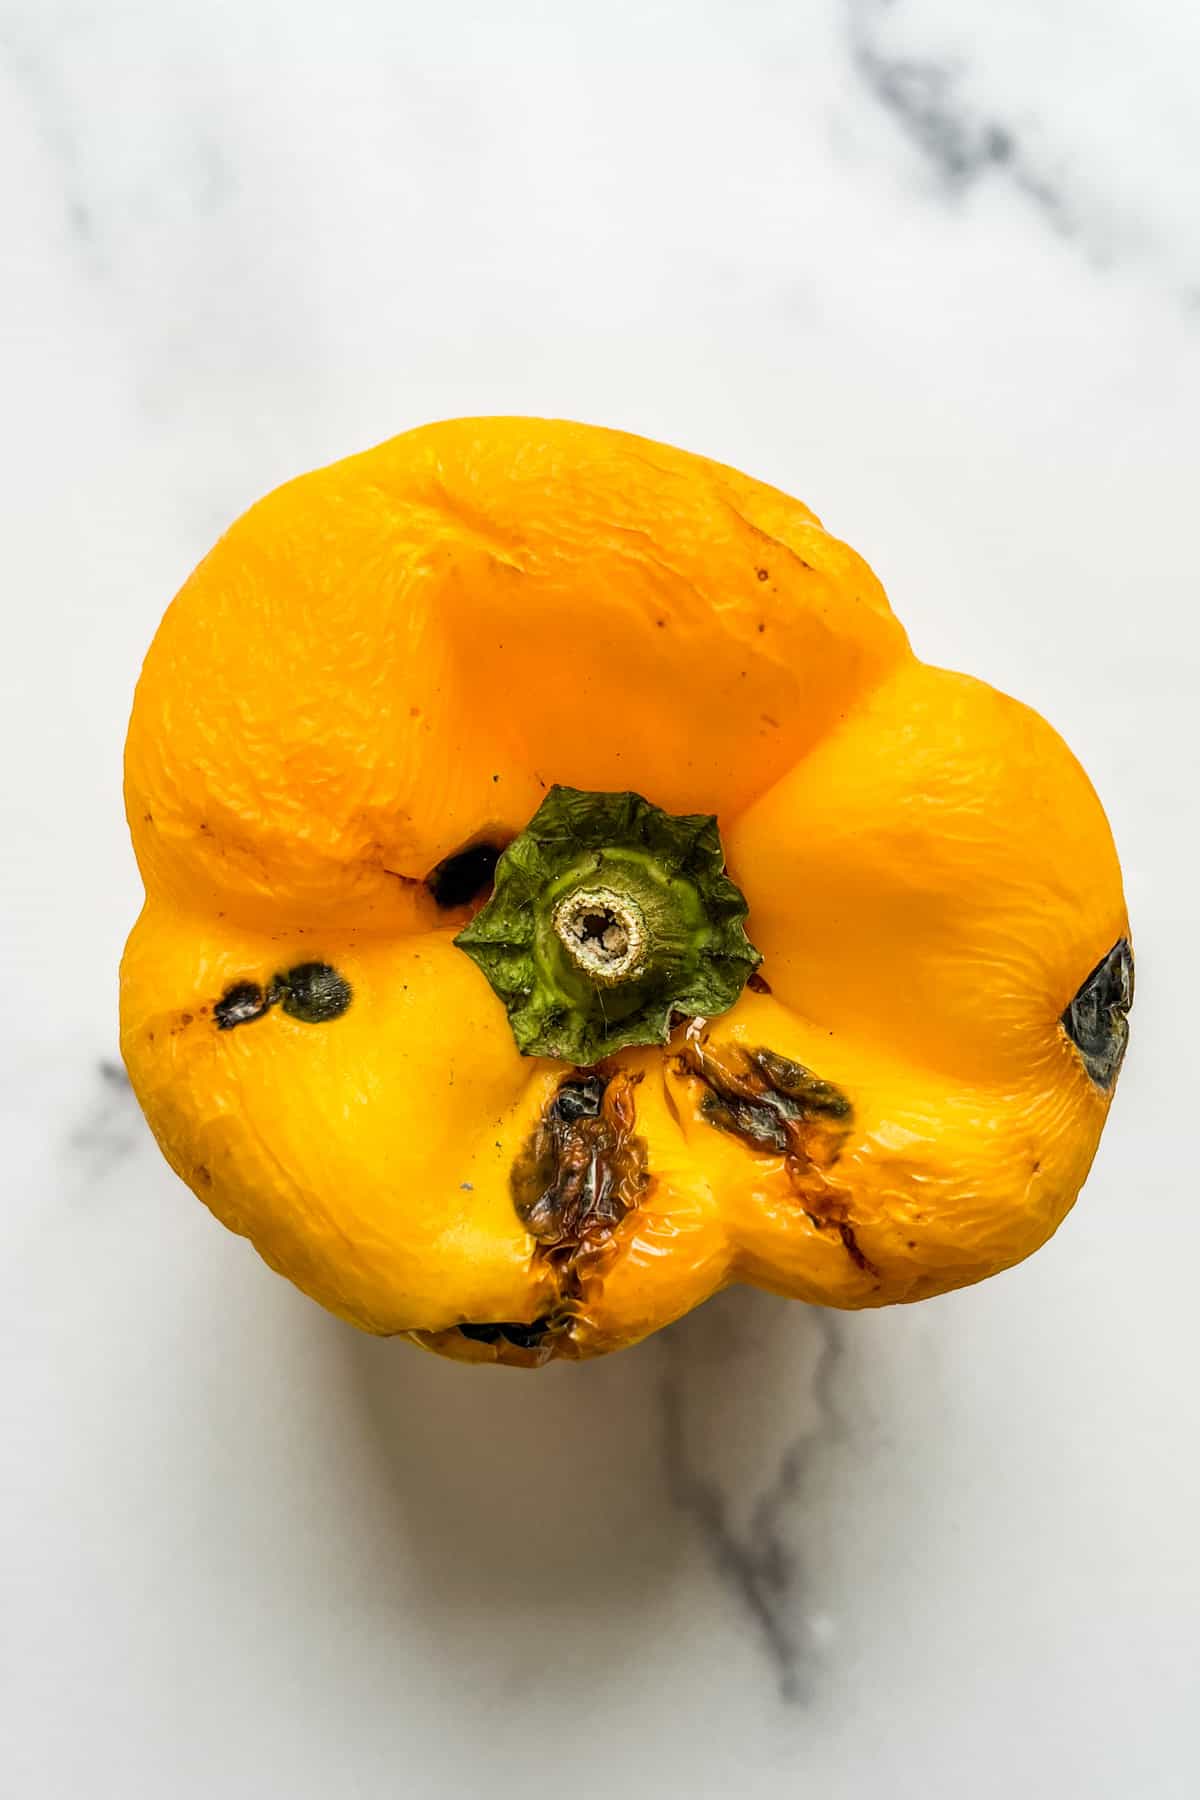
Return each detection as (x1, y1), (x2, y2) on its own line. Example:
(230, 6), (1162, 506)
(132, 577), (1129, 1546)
(674, 1033), (879, 1278)
(410, 1067), (651, 1367)
(511, 1070), (649, 1255)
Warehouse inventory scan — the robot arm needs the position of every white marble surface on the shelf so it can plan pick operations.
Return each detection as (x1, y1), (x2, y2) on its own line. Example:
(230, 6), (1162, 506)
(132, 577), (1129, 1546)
(4, 2), (1199, 1794)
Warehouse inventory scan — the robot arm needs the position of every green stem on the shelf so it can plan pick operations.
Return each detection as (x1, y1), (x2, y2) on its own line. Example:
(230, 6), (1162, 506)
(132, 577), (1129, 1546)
(454, 786), (761, 1065)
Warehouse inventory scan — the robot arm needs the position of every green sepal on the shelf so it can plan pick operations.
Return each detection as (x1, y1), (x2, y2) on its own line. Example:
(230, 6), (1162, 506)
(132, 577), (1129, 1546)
(454, 785), (762, 1065)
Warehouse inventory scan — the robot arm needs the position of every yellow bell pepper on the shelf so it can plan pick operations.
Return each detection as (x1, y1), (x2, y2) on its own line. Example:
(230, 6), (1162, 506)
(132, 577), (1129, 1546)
(120, 418), (1131, 1364)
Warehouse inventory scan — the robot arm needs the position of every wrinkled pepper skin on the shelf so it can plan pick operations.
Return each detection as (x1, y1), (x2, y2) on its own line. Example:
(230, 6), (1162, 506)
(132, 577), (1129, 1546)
(120, 418), (1130, 1363)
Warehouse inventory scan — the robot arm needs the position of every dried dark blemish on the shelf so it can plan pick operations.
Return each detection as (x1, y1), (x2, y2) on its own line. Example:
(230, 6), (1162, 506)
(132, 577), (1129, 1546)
(756, 567), (769, 581)
(195, 1164), (212, 1187)
(747, 970), (773, 995)
(1061, 937), (1133, 1090)
(511, 1070), (648, 1257)
(215, 981), (271, 1030)
(676, 1035), (876, 1276)
(757, 621), (766, 632)
(214, 963), (351, 1030)
(656, 617), (666, 627)
(427, 840), (502, 909)
(275, 962), (352, 1023)
(457, 1317), (560, 1350)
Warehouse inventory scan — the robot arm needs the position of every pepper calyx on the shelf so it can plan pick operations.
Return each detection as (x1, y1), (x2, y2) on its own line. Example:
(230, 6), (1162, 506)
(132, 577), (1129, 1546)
(454, 785), (761, 1064)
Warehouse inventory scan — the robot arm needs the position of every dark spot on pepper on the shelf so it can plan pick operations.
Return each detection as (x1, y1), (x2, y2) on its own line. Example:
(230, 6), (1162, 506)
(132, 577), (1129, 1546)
(511, 1070), (647, 1254)
(676, 1034), (875, 1276)
(195, 1164), (212, 1187)
(756, 567), (769, 581)
(427, 841), (502, 909)
(701, 1086), (789, 1152)
(275, 962), (352, 1023)
(549, 1075), (605, 1123)
(838, 1221), (872, 1273)
(747, 970), (773, 995)
(214, 981), (273, 1030)
(458, 1317), (558, 1349)
(753, 1048), (852, 1118)
(1062, 937), (1133, 1090)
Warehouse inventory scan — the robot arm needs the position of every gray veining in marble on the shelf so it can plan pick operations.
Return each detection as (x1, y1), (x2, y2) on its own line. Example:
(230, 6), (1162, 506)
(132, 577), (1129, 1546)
(661, 1302), (849, 1700)
(848, 0), (1077, 232)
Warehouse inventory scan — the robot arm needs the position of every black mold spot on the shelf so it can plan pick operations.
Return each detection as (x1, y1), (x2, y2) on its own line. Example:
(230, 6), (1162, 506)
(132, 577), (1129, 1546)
(550, 1076), (605, 1123)
(458, 1318), (557, 1349)
(276, 963), (352, 1024)
(214, 981), (272, 1030)
(1062, 937), (1133, 1090)
(215, 964), (352, 1030)
(427, 841), (502, 909)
